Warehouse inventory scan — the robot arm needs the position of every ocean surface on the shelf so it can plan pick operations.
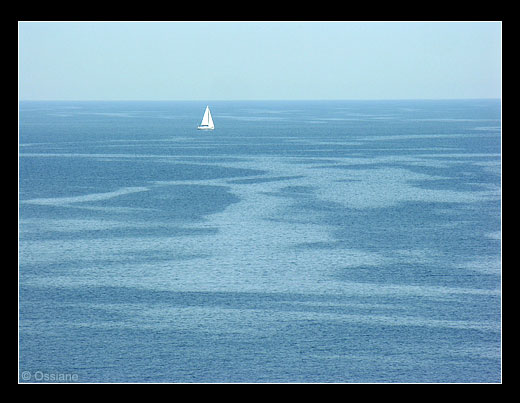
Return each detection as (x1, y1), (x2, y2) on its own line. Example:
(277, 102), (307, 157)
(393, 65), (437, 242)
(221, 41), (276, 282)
(19, 100), (501, 383)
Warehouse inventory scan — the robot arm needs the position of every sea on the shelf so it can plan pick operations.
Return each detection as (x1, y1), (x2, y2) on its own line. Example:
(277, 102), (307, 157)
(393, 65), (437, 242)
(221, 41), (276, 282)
(18, 99), (501, 383)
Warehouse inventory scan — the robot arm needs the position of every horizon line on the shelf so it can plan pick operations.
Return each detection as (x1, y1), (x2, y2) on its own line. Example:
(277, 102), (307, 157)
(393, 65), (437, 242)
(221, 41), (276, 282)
(19, 97), (501, 102)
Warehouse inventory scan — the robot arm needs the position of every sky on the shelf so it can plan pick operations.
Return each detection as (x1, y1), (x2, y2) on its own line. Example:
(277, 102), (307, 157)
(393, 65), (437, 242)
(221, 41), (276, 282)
(18, 21), (502, 101)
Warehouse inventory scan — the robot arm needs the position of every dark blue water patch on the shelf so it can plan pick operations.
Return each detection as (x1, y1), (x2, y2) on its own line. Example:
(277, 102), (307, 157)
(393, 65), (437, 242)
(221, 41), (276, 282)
(397, 161), (500, 188)
(408, 179), (491, 192)
(20, 184), (241, 228)
(19, 155), (265, 200)
(334, 263), (500, 290)
(19, 252), (212, 284)
(169, 156), (250, 163)
(92, 184), (239, 222)
(286, 158), (341, 165)
(280, 185), (316, 194)
(421, 154), (500, 162)
(354, 199), (500, 257)
(282, 197), (500, 288)
(19, 284), (500, 324)
(312, 163), (386, 170)
(19, 285), (500, 343)
(19, 203), (112, 221)
(20, 285), (347, 309)
(260, 185), (317, 199)
(19, 224), (218, 242)
(227, 175), (305, 184)
(19, 320), (500, 382)
(19, 285), (500, 382)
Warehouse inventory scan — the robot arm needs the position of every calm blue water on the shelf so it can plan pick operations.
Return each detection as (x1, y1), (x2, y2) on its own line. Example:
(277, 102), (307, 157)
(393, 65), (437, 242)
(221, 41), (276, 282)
(19, 100), (501, 383)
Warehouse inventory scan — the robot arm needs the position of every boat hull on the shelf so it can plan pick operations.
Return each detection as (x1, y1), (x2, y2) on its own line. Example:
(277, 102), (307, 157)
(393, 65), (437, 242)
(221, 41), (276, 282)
(197, 126), (214, 130)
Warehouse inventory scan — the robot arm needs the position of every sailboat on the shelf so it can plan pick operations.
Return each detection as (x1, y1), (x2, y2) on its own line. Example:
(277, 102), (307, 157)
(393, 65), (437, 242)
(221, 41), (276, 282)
(197, 106), (214, 130)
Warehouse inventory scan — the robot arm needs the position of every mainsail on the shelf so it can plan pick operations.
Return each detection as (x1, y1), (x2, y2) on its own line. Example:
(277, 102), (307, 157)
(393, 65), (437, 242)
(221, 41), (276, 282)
(198, 106), (214, 130)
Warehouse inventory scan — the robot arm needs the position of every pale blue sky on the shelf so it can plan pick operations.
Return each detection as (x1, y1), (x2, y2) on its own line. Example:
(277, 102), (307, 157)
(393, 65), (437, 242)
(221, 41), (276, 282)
(18, 21), (501, 101)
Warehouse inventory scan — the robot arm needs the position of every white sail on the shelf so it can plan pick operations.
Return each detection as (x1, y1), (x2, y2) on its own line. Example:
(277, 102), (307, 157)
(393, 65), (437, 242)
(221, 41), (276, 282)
(198, 106), (214, 130)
